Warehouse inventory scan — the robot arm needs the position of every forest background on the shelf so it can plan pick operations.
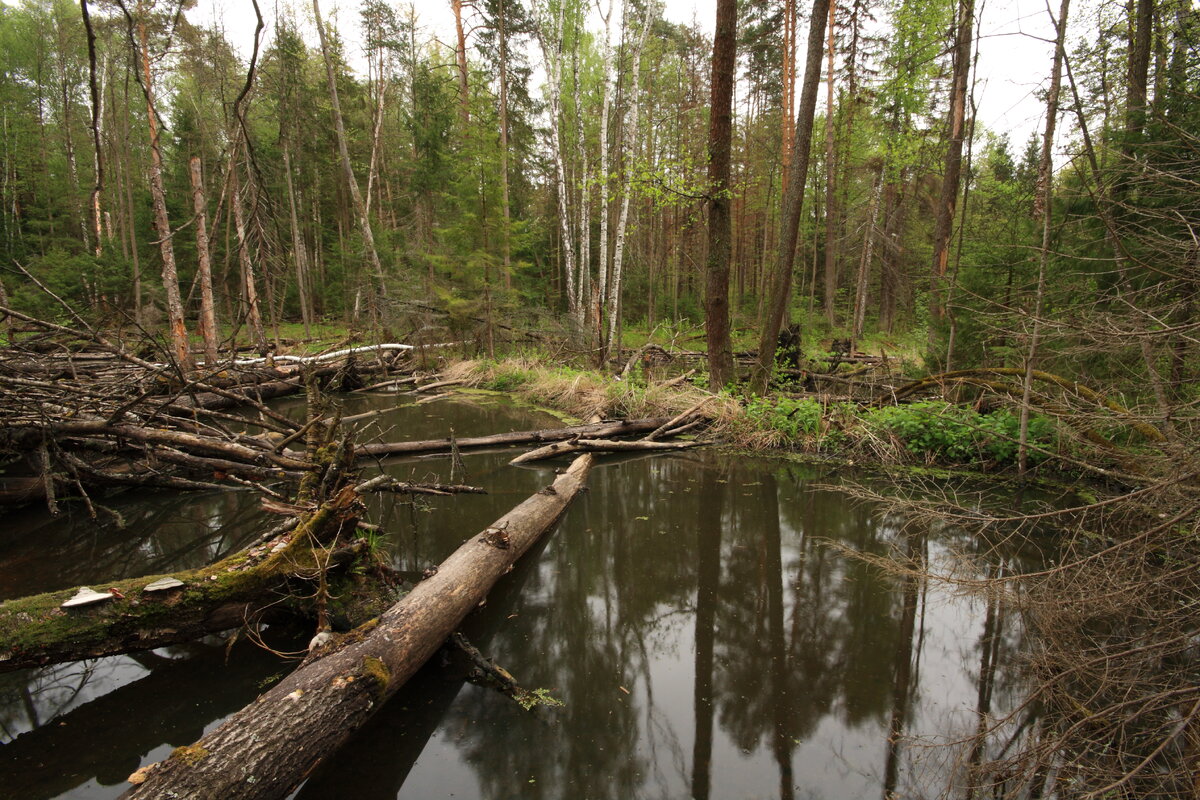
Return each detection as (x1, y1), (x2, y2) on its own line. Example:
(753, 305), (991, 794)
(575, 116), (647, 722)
(5, 0), (1190, 392)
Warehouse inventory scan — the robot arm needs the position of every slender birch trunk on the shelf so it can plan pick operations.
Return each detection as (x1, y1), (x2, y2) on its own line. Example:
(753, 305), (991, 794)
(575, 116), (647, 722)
(80, 0), (104, 256)
(497, 0), (513, 289)
(597, 0), (615, 335)
(605, 4), (656, 356)
(535, 3), (579, 327)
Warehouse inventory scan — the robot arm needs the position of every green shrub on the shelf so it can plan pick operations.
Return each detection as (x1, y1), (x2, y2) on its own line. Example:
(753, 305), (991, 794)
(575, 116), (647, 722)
(746, 396), (823, 439)
(485, 365), (535, 391)
(865, 400), (1054, 465)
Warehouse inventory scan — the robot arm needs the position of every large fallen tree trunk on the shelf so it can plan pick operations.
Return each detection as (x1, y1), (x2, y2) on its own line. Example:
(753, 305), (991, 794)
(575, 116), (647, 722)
(355, 417), (670, 458)
(122, 454), (595, 800)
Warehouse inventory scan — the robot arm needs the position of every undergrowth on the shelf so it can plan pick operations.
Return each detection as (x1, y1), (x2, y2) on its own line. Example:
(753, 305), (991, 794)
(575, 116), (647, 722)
(439, 356), (1059, 471)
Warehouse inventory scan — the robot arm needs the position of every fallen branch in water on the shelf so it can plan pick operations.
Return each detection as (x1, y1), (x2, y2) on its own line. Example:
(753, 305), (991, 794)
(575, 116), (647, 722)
(355, 417), (672, 459)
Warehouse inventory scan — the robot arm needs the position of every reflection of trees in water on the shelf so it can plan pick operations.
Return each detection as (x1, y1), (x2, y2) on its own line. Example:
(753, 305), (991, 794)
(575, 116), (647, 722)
(442, 456), (712, 799)
(715, 463), (902, 758)
(0, 487), (267, 600)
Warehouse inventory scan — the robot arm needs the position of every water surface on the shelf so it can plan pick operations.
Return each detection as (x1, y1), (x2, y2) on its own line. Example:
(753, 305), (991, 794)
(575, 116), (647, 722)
(0, 393), (1044, 799)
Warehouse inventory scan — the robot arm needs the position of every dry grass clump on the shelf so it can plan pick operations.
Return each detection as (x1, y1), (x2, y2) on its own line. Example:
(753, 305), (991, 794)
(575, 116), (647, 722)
(440, 357), (745, 432)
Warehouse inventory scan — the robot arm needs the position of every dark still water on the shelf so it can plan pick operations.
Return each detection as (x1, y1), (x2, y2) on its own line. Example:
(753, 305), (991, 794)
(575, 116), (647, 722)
(0, 393), (1044, 800)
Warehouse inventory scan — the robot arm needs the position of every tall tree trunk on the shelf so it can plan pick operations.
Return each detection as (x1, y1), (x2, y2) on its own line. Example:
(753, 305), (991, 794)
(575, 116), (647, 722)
(704, 0), (737, 390)
(851, 169), (882, 343)
(535, 3), (580, 328)
(929, 0), (975, 329)
(751, 0), (831, 394)
(122, 1), (191, 369)
(53, 10), (89, 255)
(80, 0), (104, 256)
(606, 5), (654, 357)
(1018, 0), (1070, 476)
(780, 0), (797, 197)
(497, 0), (513, 290)
(283, 145), (313, 338)
(1125, 0), (1153, 144)
(188, 156), (221, 366)
(822, 0), (838, 325)
(451, 0), (471, 125)
(230, 162), (268, 352)
(597, 0), (615, 345)
(312, 0), (386, 320)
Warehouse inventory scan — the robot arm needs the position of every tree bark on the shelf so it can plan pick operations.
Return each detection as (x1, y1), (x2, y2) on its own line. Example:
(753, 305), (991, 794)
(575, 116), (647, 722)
(822, 0), (838, 325)
(80, 0), (104, 256)
(282, 145), (313, 338)
(704, 0), (737, 390)
(121, 455), (595, 800)
(230, 161), (268, 351)
(535, 3), (580, 327)
(451, 0), (471, 125)
(606, 7), (654, 358)
(928, 0), (975, 328)
(189, 156), (221, 366)
(121, 0), (191, 370)
(751, 0), (831, 393)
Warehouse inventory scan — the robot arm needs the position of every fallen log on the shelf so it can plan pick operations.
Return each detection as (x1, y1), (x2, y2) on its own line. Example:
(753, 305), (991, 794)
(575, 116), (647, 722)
(509, 437), (701, 465)
(0, 483), (368, 673)
(355, 417), (670, 459)
(122, 454), (595, 800)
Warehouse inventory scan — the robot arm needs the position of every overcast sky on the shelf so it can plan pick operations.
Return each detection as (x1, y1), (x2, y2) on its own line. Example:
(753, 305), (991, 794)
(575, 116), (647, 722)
(186, 0), (1064, 148)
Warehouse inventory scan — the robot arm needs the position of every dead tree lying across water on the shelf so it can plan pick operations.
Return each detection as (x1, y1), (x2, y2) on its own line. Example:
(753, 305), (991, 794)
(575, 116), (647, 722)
(121, 454), (595, 799)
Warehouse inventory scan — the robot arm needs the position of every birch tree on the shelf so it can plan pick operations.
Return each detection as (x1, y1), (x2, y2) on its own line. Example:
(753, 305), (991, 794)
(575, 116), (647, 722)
(534, 0), (581, 328)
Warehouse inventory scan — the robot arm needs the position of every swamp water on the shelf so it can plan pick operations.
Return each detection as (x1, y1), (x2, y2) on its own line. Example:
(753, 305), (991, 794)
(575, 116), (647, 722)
(0, 394), (1049, 799)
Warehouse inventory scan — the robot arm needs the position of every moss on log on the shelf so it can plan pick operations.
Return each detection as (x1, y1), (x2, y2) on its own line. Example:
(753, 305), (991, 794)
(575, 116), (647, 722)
(0, 486), (364, 672)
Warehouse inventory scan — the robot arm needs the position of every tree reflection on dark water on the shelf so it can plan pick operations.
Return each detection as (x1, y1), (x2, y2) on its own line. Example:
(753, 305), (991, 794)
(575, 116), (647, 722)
(0, 396), (1044, 799)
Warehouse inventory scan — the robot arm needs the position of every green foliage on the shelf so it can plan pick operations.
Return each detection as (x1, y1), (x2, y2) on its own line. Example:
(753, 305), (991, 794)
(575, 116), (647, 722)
(517, 686), (565, 711)
(866, 400), (1054, 465)
(483, 363), (537, 391)
(745, 396), (823, 439)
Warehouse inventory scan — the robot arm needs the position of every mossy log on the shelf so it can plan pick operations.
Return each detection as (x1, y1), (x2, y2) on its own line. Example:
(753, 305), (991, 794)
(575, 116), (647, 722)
(0, 485), (364, 673)
(354, 417), (671, 459)
(121, 454), (595, 800)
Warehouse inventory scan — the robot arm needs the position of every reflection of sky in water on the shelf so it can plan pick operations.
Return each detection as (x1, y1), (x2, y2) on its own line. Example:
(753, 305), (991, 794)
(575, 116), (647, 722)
(0, 394), (1046, 799)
